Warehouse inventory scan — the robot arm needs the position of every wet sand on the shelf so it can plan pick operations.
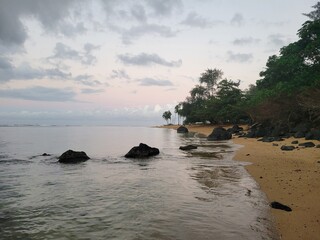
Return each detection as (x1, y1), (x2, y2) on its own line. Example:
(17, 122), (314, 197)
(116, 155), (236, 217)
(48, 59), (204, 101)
(158, 124), (320, 240)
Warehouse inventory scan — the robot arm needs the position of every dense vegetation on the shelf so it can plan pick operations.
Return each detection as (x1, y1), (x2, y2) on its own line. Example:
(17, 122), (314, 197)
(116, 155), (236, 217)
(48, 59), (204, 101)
(171, 3), (320, 128)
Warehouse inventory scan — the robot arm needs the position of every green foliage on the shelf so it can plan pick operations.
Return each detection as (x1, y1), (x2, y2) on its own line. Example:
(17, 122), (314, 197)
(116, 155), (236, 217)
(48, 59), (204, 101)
(172, 3), (320, 127)
(162, 110), (172, 124)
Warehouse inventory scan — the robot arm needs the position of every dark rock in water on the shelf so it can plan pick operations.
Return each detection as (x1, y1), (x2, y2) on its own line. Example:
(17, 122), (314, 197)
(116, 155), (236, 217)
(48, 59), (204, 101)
(42, 153), (51, 156)
(125, 143), (159, 158)
(280, 145), (295, 151)
(179, 145), (198, 151)
(291, 140), (299, 144)
(207, 127), (232, 141)
(59, 150), (90, 163)
(270, 201), (292, 212)
(298, 142), (316, 148)
(177, 126), (189, 133)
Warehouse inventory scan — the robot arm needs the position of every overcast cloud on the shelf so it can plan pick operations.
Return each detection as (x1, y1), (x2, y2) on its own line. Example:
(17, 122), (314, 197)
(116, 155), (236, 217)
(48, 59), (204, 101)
(118, 53), (182, 67)
(0, 0), (315, 125)
(0, 86), (76, 102)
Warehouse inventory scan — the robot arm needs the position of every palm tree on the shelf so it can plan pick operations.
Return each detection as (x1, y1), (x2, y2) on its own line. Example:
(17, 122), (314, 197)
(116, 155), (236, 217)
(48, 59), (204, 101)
(162, 110), (172, 125)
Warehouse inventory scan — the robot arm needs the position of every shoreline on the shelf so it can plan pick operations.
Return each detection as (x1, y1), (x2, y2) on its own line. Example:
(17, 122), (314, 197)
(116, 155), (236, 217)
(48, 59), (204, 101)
(158, 124), (320, 240)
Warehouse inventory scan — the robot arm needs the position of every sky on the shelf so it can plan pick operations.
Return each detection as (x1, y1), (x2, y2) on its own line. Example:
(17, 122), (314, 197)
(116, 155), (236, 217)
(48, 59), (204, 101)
(0, 0), (317, 126)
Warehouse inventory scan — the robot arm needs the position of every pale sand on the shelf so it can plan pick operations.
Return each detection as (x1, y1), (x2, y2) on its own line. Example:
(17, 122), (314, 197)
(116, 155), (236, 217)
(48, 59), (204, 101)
(158, 124), (320, 240)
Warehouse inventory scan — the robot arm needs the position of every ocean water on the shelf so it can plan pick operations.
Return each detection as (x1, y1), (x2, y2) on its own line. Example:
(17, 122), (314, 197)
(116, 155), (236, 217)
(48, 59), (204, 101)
(0, 126), (277, 240)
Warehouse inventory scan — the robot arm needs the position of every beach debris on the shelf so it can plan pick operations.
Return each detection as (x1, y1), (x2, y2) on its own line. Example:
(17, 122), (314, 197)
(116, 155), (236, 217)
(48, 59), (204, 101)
(207, 127), (232, 141)
(177, 126), (189, 133)
(291, 140), (299, 144)
(270, 201), (292, 212)
(280, 145), (295, 151)
(298, 142), (316, 148)
(125, 143), (159, 158)
(58, 150), (90, 163)
(179, 145), (198, 151)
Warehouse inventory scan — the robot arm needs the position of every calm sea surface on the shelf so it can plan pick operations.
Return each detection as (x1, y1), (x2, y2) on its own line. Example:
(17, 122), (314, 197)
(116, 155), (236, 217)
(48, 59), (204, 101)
(0, 126), (277, 240)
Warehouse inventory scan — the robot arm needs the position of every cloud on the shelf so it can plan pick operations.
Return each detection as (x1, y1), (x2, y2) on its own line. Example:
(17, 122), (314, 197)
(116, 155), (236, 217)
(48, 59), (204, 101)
(118, 53), (182, 67)
(267, 34), (287, 48)
(74, 74), (102, 86)
(0, 57), (71, 82)
(137, 77), (173, 86)
(145, 0), (183, 17)
(81, 88), (104, 94)
(0, 86), (76, 102)
(231, 13), (244, 26)
(48, 42), (99, 65)
(0, 0), (86, 48)
(110, 69), (130, 80)
(110, 23), (177, 45)
(227, 51), (253, 63)
(131, 4), (147, 23)
(232, 37), (261, 46)
(181, 11), (220, 28)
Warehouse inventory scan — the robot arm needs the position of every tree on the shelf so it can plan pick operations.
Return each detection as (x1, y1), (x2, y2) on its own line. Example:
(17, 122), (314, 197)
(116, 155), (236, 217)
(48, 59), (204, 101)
(303, 2), (320, 20)
(162, 110), (172, 124)
(199, 68), (223, 97)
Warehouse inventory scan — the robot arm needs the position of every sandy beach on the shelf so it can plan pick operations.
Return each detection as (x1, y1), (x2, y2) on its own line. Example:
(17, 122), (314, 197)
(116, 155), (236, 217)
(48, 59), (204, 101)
(159, 124), (320, 240)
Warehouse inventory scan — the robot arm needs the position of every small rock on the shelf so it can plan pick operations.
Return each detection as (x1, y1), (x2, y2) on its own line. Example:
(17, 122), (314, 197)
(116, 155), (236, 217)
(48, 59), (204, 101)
(291, 140), (299, 144)
(270, 201), (292, 212)
(316, 145), (320, 148)
(179, 145), (197, 151)
(298, 142), (316, 148)
(273, 143), (279, 146)
(280, 145), (295, 151)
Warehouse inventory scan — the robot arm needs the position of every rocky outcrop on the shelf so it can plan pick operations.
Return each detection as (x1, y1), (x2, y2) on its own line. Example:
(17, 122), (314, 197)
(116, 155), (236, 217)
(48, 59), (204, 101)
(59, 150), (90, 163)
(227, 124), (243, 134)
(179, 145), (197, 151)
(177, 126), (189, 133)
(125, 143), (160, 158)
(207, 127), (232, 141)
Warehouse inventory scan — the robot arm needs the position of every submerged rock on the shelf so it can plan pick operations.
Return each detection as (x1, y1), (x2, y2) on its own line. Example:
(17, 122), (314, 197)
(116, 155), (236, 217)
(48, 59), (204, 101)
(207, 127), (232, 141)
(125, 143), (159, 158)
(270, 201), (292, 212)
(177, 126), (189, 133)
(179, 145), (198, 151)
(59, 150), (90, 163)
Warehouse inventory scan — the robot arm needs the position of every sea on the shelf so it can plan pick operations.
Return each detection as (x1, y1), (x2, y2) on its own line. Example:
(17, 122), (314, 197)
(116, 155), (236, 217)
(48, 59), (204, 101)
(0, 126), (278, 240)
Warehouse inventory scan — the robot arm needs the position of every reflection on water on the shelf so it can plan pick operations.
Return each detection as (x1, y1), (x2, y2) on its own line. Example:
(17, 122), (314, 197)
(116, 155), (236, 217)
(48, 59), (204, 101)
(0, 126), (278, 240)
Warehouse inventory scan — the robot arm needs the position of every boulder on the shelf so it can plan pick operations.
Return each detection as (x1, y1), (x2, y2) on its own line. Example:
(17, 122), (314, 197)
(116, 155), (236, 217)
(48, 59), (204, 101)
(298, 142), (316, 148)
(177, 126), (189, 133)
(227, 124), (243, 134)
(59, 150), (90, 163)
(280, 145), (295, 151)
(207, 127), (232, 141)
(270, 201), (292, 212)
(305, 129), (320, 141)
(179, 145), (198, 151)
(125, 143), (159, 158)
(260, 136), (284, 142)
